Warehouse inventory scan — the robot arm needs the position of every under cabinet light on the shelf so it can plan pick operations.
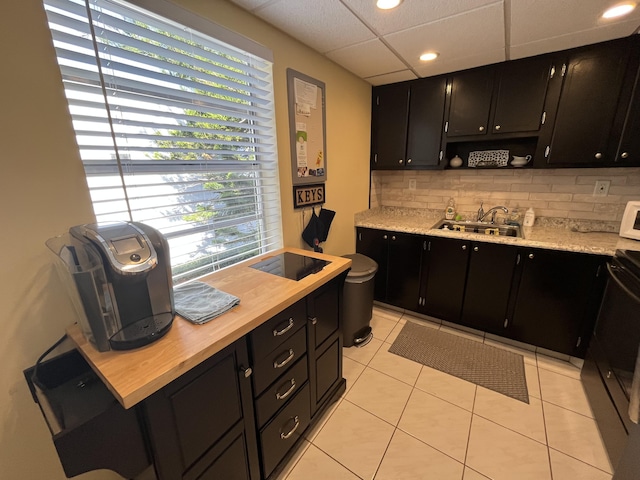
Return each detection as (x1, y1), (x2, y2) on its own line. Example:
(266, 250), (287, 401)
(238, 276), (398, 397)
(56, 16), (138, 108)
(377, 0), (403, 10)
(602, 2), (636, 18)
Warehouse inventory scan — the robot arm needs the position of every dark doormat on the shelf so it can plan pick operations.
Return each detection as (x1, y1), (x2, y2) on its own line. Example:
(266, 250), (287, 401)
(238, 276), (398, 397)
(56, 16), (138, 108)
(389, 321), (529, 404)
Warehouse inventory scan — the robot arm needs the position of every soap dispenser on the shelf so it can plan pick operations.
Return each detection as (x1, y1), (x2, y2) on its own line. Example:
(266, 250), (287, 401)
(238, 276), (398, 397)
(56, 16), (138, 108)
(445, 198), (456, 220)
(523, 207), (536, 227)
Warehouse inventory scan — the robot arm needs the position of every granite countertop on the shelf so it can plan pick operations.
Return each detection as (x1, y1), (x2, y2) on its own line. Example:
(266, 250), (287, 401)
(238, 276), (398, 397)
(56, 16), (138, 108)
(355, 208), (640, 256)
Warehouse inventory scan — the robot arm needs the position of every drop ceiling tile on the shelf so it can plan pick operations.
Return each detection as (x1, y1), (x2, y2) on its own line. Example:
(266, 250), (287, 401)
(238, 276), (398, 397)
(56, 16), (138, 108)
(510, 0), (640, 46)
(414, 49), (505, 77)
(341, 0), (500, 36)
(385, 3), (504, 70)
(326, 38), (407, 78)
(254, 0), (375, 53)
(365, 70), (418, 86)
(511, 18), (640, 59)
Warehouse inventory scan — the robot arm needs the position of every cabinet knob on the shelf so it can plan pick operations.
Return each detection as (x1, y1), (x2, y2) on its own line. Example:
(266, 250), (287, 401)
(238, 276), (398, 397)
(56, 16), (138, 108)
(383, 235), (388, 240)
(391, 235), (396, 241)
(595, 152), (602, 159)
(309, 316), (318, 325)
(528, 253), (534, 259)
(495, 125), (501, 131)
(473, 246), (479, 252)
(621, 152), (629, 159)
(407, 158), (412, 164)
(239, 366), (252, 378)
(462, 245), (467, 250)
(479, 126), (485, 132)
(399, 159), (404, 164)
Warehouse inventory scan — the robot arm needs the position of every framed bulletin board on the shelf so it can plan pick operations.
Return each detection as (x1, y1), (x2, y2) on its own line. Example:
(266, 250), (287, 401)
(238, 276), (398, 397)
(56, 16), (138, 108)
(287, 69), (327, 186)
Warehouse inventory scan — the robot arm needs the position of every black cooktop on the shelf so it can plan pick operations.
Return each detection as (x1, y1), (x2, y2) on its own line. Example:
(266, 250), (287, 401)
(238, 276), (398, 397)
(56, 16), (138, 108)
(250, 252), (330, 281)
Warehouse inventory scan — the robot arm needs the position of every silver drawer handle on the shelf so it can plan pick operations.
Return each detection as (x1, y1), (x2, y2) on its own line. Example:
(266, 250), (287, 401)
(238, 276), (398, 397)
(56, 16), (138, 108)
(276, 378), (296, 400)
(273, 318), (294, 337)
(280, 416), (300, 440)
(274, 349), (295, 369)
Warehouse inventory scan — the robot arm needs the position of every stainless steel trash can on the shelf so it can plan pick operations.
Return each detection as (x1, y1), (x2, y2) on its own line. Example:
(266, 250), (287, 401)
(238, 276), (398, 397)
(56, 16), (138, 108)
(342, 253), (378, 347)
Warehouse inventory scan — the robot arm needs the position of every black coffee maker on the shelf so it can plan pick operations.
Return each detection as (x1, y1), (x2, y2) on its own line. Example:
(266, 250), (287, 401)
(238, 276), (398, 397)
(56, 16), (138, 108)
(49, 221), (175, 351)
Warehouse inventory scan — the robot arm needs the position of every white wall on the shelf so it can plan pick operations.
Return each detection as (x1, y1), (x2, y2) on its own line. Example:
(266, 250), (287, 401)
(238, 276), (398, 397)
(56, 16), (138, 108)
(0, 0), (371, 478)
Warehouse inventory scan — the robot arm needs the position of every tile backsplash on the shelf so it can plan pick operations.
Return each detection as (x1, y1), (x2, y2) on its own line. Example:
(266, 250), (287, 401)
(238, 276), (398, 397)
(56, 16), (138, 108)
(371, 168), (640, 228)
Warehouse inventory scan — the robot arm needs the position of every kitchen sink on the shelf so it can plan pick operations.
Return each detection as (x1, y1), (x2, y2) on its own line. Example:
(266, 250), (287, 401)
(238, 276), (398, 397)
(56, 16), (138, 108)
(432, 219), (523, 238)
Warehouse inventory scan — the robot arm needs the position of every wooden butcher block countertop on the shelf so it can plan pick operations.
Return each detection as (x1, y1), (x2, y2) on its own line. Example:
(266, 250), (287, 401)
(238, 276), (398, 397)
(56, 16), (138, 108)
(67, 247), (352, 409)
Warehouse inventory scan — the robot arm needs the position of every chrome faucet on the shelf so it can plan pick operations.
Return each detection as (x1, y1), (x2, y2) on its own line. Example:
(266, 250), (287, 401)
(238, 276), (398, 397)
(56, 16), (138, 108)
(478, 205), (509, 224)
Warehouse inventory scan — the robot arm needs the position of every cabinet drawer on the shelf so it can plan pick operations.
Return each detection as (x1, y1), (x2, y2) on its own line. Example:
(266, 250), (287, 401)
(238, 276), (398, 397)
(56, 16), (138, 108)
(252, 327), (307, 395)
(250, 300), (306, 361)
(254, 355), (308, 428)
(259, 384), (311, 479)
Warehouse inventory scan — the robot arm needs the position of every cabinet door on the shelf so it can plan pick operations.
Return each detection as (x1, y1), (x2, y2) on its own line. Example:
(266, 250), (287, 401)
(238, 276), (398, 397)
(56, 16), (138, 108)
(616, 69), (640, 165)
(423, 237), (470, 322)
(372, 83), (410, 168)
(356, 227), (388, 302)
(460, 242), (518, 333)
(386, 232), (423, 310)
(510, 249), (605, 356)
(446, 67), (495, 137)
(144, 340), (260, 480)
(492, 56), (552, 134)
(406, 76), (447, 167)
(548, 39), (630, 165)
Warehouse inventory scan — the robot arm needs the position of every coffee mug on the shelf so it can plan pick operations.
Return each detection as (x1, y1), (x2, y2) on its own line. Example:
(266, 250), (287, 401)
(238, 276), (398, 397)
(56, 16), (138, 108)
(511, 155), (532, 167)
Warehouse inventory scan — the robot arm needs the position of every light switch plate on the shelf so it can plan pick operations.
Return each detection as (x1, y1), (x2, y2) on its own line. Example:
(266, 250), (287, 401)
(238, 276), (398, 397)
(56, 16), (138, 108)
(408, 179), (416, 190)
(593, 180), (610, 196)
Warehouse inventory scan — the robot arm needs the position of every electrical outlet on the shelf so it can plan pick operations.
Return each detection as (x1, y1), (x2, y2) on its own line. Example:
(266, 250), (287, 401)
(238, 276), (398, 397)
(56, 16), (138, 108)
(593, 180), (610, 196)
(408, 179), (417, 190)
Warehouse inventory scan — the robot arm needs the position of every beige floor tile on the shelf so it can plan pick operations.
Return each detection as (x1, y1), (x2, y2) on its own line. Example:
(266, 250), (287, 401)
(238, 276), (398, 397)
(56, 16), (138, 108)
(372, 305), (404, 323)
(285, 443), (360, 480)
(525, 363), (541, 399)
(370, 315), (398, 342)
(343, 337), (383, 365)
(466, 415), (552, 480)
(414, 366), (477, 411)
(313, 400), (395, 480)
(273, 439), (311, 480)
(385, 322), (405, 344)
(441, 324), (484, 343)
(538, 368), (593, 417)
(374, 429), (464, 480)
(343, 356), (366, 394)
(462, 467), (491, 480)
(304, 395), (343, 442)
(549, 448), (612, 480)
(345, 368), (413, 425)
(536, 353), (582, 379)
(543, 402), (613, 474)
(369, 342), (422, 386)
(484, 336), (537, 366)
(398, 389), (472, 462)
(473, 387), (547, 444)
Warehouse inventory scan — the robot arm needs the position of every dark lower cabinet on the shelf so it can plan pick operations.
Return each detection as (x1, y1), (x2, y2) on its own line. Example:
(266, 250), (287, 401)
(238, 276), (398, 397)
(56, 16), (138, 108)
(420, 236), (469, 322)
(509, 248), (606, 356)
(143, 340), (261, 480)
(460, 242), (518, 334)
(356, 227), (423, 310)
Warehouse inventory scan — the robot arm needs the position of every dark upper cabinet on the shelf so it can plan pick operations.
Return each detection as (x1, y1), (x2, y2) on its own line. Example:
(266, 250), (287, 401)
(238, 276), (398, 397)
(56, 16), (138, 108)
(421, 236), (470, 322)
(406, 76), (447, 167)
(547, 37), (632, 166)
(491, 56), (554, 134)
(460, 242), (518, 334)
(371, 83), (410, 169)
(614, 39), (640, 166)
(372, 78), (446, 169)
(509, 248), (606, 357)
(446, 67), (495, 137)
(356, 227), (423, 311)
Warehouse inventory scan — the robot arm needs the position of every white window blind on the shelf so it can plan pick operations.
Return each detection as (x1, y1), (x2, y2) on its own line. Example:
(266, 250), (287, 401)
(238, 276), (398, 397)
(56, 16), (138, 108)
(43, 0), (283, 283)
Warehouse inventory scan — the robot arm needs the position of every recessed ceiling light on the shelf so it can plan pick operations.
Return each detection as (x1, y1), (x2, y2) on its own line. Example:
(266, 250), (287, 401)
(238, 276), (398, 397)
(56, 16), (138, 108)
(602, 2), (636, 18)
(419, 52), (439, 62)
(377, 0), (403, 10)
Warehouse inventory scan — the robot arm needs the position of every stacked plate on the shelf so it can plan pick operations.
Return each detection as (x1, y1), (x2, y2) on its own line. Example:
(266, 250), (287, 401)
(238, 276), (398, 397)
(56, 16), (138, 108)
(468, 150), (509, 167)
